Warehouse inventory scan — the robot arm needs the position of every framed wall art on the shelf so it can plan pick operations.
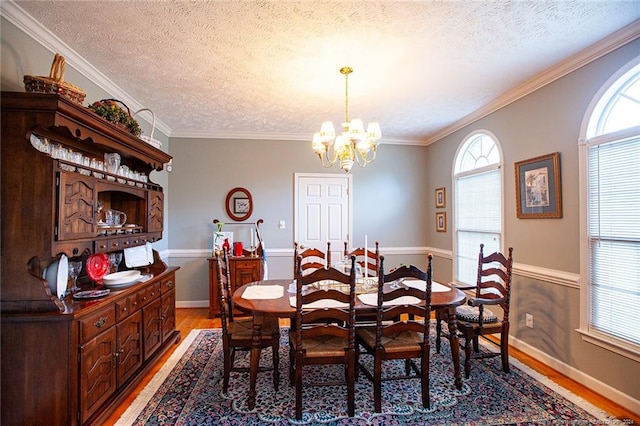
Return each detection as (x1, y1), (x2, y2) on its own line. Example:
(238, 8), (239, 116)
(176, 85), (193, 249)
(435, 187), (446, 208)
(225, 187), (253, 221)
(515, 152), (562, 219)
(436, 212), (447, 232)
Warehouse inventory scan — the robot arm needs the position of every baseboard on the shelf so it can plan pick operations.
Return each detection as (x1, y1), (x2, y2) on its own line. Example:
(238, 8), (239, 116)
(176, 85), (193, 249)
(510, 336), (640, 414)
(176, 300), (209, 308)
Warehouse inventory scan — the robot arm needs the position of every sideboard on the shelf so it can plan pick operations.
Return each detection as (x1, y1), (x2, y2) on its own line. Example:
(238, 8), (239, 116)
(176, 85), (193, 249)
(1, 92), (179, 425)
(208, 255), (264, 318)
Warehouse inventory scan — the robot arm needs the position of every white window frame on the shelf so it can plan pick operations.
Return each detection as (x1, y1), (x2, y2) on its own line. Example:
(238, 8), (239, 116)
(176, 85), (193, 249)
(452, 130), (504, 286)
(577, 56), (640, 361)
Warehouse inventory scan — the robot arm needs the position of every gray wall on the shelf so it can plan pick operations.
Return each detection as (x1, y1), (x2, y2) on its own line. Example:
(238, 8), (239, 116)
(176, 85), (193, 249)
(168, 137), (430, 302)
(423, 39), (640, 403)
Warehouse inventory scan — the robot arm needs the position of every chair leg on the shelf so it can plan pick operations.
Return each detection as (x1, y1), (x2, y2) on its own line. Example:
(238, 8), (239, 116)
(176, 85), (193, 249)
(373, 353), (383, 413)
(421, 345), (430, 409)
(464, 337), (472, 379)
(404, 359), (411, 376)
(501, 325), (510, 373)
(272, 336), (280, 391)
(472, 335), (480, 353)
(435, 310), (442, 353)
(347, 350), (355, 417)
(295, 353), (303, 420)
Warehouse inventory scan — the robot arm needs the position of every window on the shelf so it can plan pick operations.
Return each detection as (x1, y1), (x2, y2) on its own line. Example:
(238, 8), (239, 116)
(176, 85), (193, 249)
(453, 131), (503, 286)
(579, 59), (640, 359)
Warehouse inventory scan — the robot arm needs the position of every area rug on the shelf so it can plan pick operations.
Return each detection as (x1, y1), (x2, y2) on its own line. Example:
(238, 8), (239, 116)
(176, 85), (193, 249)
(117, 327), (623, 425)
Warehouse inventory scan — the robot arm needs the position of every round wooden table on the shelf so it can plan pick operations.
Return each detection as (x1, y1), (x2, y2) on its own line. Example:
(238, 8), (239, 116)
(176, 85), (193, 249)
(233, 278), (466, 410)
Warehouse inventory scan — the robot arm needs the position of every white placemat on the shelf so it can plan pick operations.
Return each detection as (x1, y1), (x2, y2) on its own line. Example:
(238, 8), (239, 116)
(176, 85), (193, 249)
(289, 296), (349, 309)
(242, 285), (284, 300)
(357, 293), (422, 306)
(403, 280), (450, 292)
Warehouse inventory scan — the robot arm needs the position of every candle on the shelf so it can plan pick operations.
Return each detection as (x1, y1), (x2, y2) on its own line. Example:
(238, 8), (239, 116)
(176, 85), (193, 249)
(364, 234), (368, 277)
(250, 229), (254, 248)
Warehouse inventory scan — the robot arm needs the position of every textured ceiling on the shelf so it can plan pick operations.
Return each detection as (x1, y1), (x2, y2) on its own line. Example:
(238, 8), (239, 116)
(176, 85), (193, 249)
(8, 1), (640, 144)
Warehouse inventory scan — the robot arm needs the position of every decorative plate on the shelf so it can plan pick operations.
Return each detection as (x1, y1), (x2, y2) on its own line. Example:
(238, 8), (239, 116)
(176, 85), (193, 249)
(86, 253), (110, 281)
(73, 289), (110, 299)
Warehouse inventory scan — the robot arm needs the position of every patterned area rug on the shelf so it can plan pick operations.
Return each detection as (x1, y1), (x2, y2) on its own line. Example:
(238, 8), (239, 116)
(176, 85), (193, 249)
(117, 327), (622, 425)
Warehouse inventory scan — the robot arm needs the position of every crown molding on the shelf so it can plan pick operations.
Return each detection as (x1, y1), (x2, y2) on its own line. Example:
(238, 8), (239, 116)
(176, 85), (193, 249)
(423, 19), (640, 146)
(1, 0), (172, 138)
(168, 129), (420, 145)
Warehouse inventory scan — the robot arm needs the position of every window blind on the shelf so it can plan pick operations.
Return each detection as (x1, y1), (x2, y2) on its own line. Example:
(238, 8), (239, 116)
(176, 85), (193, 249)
(456, 169), (502, 286)
(587, 136), (640, 345)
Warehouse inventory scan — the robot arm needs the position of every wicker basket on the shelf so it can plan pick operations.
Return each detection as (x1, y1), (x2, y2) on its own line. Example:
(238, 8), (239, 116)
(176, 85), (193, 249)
(23, 53), (86, 104)
(132, 108), (162, 149)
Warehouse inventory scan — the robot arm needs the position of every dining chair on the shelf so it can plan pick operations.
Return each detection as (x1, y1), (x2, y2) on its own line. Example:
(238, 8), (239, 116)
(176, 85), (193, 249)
(215, 248), (280, 394)
(436, 244), (513, 378)
(343, 241), (379, 277)
(289, 254), (357, 420)
(355, 254), (433, 413)
(293, 241), (331, 277)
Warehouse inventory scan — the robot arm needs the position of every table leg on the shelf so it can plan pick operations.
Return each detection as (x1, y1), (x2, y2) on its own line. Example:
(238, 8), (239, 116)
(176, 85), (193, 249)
(248, 314), (264, 410)
(445, 307), (463, 390)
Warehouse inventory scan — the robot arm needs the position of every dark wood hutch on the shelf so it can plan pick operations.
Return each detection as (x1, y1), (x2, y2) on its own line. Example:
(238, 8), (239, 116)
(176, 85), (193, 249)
(1, 92), (180, 425)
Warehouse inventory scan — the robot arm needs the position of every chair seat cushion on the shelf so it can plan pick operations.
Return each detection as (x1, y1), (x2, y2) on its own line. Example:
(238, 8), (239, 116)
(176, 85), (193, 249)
(356, 326), (423, 354)
(455, 305), (498, 323)
(229, 316), (279, 340)
(289, 331), (348, 358)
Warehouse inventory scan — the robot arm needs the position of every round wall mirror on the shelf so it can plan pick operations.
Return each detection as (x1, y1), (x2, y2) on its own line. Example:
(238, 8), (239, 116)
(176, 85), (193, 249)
(225, 187), (253, 222)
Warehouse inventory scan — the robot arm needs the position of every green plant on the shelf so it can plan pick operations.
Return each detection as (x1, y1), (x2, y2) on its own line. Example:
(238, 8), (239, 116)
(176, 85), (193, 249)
(88, 99), (141, 136)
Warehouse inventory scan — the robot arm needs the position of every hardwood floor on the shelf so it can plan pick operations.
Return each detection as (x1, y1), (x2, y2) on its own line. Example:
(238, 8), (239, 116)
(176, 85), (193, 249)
(105, 308), (639, 425)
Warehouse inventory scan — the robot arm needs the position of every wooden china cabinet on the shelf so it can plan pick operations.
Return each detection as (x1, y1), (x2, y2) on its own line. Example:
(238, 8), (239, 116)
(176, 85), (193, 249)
(0, 92), (180, 426)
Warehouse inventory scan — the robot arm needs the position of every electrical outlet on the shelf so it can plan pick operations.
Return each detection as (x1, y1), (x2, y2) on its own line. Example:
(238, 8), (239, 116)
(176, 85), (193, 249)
(525, 313), (534, 328)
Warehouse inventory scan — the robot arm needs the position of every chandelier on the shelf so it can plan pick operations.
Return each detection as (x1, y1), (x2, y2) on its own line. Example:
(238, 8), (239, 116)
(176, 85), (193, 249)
(312, 67), (382, 173)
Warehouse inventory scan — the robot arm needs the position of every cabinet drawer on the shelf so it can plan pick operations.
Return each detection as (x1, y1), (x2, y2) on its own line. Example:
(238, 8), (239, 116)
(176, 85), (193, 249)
(80, 305), (116, 343)
(107, 238), (121, 251)
(115, 292), (140, 321)
(161, 274), (175, 293)
(95, 239), (109, 253)
(119, 236), (133, 249)
(138, 282), (161, 307)
(235, 260), (257, 269)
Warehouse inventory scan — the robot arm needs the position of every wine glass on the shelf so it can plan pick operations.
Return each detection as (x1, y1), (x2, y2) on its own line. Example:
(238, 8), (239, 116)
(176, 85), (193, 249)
(68, 261), (83, 294)
(109, 252), (123, 273)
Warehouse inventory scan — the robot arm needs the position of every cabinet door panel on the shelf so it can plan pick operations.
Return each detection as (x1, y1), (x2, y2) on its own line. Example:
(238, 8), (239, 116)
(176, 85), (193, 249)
(80, 327), (116, 423)
(148, 190), (164, 233)
(117, 310), (143, 386)
(57, 171), (95, 240)
(143, 297), (162, 360)
(161, 289), (176, 342)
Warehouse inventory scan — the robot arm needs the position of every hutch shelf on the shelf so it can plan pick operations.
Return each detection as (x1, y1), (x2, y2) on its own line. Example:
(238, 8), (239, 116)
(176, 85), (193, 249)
(1, 92), (179, 425)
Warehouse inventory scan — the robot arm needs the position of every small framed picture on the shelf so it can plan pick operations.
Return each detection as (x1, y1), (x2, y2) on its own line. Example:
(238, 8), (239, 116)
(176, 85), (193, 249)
(233, 197), (250, 214)
(436, 212), (447, 232)
(435, 187), (446, 208)
(515, 152), (562, 219)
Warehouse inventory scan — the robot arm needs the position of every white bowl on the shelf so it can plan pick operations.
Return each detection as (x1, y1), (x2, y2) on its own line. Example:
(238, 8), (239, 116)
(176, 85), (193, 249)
(43, 254), (69, 299)
(102, 270), (141, 286)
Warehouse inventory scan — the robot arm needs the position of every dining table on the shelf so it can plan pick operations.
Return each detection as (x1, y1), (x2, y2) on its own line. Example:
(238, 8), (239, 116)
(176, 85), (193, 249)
(232, 278), (466, 410)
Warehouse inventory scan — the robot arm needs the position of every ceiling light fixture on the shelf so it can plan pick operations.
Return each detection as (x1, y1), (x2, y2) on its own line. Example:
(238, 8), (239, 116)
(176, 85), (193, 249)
(312, 67), (381, 173)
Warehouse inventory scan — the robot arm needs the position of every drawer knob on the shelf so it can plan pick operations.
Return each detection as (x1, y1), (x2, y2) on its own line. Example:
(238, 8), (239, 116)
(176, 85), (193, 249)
(94, 317), (108, 328)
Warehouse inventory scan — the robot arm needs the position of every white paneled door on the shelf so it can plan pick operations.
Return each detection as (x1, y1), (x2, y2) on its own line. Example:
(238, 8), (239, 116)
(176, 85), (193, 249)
(294, 173), (352, 264)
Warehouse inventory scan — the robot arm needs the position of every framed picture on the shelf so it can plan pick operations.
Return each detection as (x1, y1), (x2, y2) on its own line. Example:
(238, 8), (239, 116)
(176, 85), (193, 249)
(435, 187), (446, 208)
(515, 152), (562, 219)
(436, 212), (447, 232)
(233, 197), (250, 214)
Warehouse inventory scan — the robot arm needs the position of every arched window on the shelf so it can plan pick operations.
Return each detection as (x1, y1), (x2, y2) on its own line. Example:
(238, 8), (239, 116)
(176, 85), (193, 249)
(579, 59), (640, 359)
(453, 131), (503, 285)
